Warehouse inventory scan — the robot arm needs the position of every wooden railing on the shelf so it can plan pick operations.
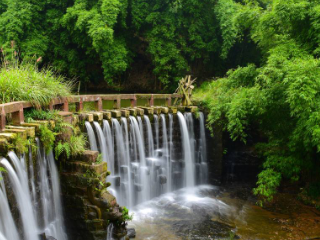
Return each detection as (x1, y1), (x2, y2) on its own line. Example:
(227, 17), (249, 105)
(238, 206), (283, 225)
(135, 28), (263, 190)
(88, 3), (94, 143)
(0, 94), (182, 131)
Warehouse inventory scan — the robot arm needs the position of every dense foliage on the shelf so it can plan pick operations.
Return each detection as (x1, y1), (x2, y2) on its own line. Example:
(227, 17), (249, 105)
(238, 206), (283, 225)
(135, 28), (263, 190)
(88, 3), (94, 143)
(0, 0), (256, 92)
(195, 0), (320, 203)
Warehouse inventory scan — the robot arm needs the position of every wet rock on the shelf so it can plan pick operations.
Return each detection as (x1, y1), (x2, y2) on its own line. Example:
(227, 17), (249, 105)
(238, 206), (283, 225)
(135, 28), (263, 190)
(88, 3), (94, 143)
(134, 183), (143, 192)
(39, 233), (57, 240)
(159, 175), (167, 185)
(76, 150), (99, 163)
(127, 228), (136, 238)
(109, 176), (121, 187)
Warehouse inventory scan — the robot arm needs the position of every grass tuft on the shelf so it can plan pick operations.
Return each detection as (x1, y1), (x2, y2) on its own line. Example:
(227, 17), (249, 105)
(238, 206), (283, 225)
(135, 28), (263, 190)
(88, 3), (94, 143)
(0, 57), (74, 107)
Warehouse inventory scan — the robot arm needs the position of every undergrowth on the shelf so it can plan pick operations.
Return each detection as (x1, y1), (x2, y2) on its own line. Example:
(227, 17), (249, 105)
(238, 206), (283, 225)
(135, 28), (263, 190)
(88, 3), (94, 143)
(0, 46), (74, 107)
(26, 109), (87, 159)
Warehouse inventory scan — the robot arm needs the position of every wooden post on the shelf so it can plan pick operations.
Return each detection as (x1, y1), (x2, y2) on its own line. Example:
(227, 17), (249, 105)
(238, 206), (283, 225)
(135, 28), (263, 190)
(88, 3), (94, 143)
(63, 98), (69, 112)
(12, 105), (24, 125)
(48, 102), (54, 111)
(0, 107), (6, 131)
(167, 96), (172, 107)
(130, 96), (137, 107)
(76, 98), (83, 112)
(113, 96), (121, 109)
(96, 97), (103, 111)
(149, 95), (154, 107)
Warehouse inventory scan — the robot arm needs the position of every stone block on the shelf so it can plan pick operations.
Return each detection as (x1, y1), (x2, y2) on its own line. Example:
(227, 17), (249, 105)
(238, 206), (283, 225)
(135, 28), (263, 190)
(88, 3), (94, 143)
(0, 138), (8, 152)
(6, 125), (35, 138)
(102, 111), (111, 120)
(3, 128), (27, 139)
(177, 106), (186, 112)
(111, 110), (121, 118)
(0, 133), (17, 140)
(121, 110), (130, 118)
(127, 108), (137, 116)
(134, 108), (144, 116)
(92, 112), (103, 121)
(152, 107), (161, 115)
(57, 111), (73, 124)
(185, 106), (198, 113)
(160, 107), (169, 114)
(75, 150), (99, 163)
(141, 107), (154, 115)
(79, 113), (94, 122)
(169, 107), (178, 114)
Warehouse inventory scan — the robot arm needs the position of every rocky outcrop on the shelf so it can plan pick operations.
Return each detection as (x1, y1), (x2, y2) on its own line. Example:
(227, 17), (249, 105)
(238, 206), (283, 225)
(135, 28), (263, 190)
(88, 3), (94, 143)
(61, 150), (128, 240)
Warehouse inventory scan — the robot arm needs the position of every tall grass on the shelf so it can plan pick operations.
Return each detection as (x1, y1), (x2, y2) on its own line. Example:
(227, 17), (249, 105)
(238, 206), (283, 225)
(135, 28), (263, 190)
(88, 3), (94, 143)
(0, 55), (74, 107)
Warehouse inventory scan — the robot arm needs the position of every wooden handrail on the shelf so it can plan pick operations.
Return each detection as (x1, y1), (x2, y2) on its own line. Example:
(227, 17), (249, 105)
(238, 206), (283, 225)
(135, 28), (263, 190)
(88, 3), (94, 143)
(0, 94), (183, 131)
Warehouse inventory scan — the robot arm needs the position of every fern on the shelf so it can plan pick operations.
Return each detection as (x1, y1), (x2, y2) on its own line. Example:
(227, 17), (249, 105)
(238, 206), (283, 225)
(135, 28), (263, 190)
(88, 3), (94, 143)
(55, 141), (71, 160)
(39, 125), (56, 154)
(69, 134), (86, 157)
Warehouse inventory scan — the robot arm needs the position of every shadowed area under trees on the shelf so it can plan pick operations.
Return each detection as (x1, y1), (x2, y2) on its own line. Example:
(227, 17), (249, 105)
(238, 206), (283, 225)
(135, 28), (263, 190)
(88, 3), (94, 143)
(0, 0), (260, 93)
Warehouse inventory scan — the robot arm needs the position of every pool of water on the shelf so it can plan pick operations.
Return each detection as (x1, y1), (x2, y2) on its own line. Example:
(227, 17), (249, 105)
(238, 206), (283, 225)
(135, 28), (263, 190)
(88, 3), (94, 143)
(128, 185), (320, 240)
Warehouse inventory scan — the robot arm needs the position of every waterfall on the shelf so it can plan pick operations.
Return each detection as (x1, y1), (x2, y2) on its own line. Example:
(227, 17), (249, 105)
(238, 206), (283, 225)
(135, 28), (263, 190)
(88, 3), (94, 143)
(47, 151), (68, 240)
(1, 157), (39, 240)
(177, 112), (195, 187)
(0, 172), (19, 240)
(129, 116), (150, 203)
(160, 114), (171, 193)
(103, 120), (114, 174)
(154, 115), (159, 149)
(94, 121), (109, 163)
(199, 112), (208, 184)
(168, 114), (173, 191)
(0, 145), (67, 240)
(85, 121), (98, 151)
(106, 223), (114, 240)
(121, 117), (134, 208)
(144, 116), (154, 157)
(86, 111), (207, 208)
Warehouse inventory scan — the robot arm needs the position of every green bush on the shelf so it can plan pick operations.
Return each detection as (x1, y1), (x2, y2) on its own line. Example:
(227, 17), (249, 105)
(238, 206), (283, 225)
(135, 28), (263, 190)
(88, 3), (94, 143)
(0, 55), (73, 107)
(194, 0), (320, 204)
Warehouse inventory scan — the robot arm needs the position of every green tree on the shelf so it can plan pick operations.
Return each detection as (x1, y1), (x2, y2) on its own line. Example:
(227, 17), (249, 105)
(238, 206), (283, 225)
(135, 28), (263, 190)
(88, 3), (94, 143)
(195, 0), (320, 204)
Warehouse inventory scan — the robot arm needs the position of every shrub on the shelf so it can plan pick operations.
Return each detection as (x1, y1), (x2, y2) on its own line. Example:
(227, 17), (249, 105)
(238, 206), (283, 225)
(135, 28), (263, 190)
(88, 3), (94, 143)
(0, 54), (73, 107)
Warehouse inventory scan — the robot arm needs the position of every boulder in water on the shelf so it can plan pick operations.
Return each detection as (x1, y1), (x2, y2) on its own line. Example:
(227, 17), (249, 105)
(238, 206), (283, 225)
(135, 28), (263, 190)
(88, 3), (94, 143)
(127, 228), (136, 238)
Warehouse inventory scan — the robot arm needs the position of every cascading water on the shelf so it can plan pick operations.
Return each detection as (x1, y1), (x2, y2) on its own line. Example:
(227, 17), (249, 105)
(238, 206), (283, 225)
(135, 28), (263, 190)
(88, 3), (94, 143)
(4, 152), (39, 240)
(129, 116), (150, 203)
(199, 112), (208, 184)
(0, 144), (67, 240)
(0, 172), (19, 240)
(86, 111), (208, 208)
(106, 223), (114, 240)
(85, 121), (98, 151)
(94, 121), (109, 164)
(103, 120), (114, 174)
(177, 112), (195, 187)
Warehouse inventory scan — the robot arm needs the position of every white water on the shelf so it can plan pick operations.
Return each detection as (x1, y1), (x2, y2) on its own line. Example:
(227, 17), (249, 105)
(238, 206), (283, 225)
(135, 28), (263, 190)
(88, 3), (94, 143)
(178, 112), (195, 187)
(0, 145), (67, 240)
(94, 121), (109, 164)
(103, 120), (114, 174)
(86, 111), (207, 208)
(106, 223), (114, 240)
(85, 121), (98, 151)
(1, 157), (40, 240)
(199, 112), (208, 184)
(0, 172), (19, 240)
